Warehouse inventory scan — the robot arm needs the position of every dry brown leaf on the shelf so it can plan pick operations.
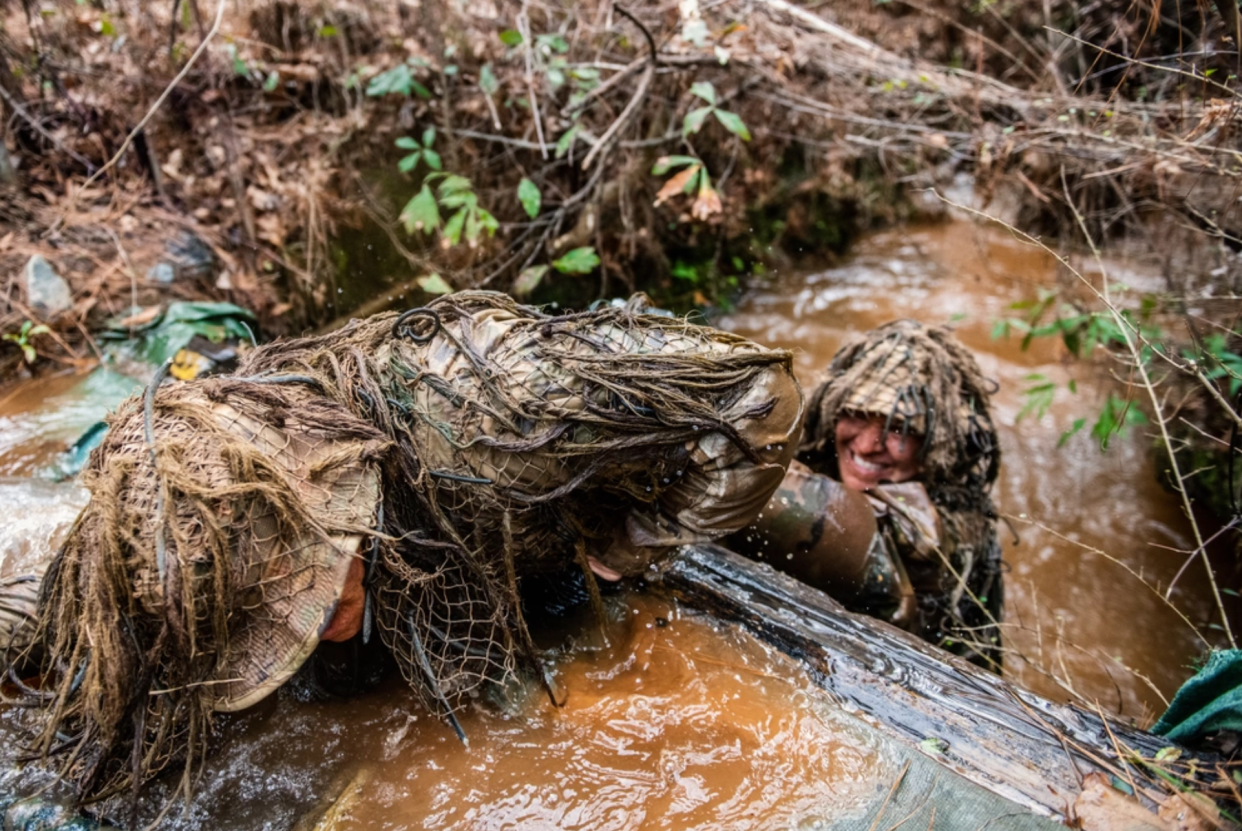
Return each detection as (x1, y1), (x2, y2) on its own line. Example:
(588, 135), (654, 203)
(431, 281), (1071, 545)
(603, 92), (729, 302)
(1073, 773), (1173, 831)
(691, 184), (723, 221)
(274, 63), (321, 83)
(116, 305), (163, 329)
(256, 213), (286, 247)
(654, 165), (700, 207)
(1157, 791), (1223, 831)
(247, 186), (280, 212)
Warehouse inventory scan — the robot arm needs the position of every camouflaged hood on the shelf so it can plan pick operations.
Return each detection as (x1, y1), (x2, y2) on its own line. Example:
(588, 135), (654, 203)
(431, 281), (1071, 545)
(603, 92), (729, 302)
(798, 319), (1000, 499)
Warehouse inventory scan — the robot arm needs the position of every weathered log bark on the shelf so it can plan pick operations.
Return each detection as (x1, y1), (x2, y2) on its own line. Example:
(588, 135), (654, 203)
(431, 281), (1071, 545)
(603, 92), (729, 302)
(659, 543), (1199, 822)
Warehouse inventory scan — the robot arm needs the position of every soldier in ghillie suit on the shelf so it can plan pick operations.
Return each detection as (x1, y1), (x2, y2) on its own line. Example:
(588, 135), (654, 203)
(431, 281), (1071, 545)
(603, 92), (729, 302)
(732, 319), (1003, 670)
(19, 291), (803, 805)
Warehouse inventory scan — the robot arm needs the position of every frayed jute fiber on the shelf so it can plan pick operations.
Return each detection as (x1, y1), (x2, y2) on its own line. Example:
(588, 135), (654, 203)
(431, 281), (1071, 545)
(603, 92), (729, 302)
(798, 319), (1003, 667)
(27, 291), (803, 803)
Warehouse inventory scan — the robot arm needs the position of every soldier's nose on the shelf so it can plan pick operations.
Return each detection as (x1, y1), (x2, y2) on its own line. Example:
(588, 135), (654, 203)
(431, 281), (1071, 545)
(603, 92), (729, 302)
(858, 422), (885, 453)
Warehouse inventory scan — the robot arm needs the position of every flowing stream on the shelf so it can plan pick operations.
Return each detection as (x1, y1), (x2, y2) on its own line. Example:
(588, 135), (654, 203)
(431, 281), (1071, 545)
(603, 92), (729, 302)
(0, 219), (1221, 827)
(719, 220), (1219, 721)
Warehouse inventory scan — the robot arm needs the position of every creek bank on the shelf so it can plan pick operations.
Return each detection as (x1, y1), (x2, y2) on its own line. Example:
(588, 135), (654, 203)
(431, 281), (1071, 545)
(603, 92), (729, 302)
(4, 0), (1240, 381)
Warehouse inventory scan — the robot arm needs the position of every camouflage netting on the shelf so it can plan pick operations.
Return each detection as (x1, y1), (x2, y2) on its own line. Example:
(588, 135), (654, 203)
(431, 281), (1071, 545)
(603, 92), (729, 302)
(28, 290), (802, 802)
(27, 379), (389, 803)
(237, 291), (802, 721)
(797, 319), (1003, 667)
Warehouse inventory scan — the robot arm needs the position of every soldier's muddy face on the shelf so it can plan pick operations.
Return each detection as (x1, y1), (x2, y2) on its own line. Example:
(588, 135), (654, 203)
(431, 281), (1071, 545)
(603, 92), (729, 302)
(834, 413), (923, 490)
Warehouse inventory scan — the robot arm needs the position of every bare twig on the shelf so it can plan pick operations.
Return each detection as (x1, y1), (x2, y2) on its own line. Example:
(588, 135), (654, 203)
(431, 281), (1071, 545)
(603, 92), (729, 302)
(517, 3), (549, 159)
(580, 6), (657, 171)
(942, 188), (1236, 648)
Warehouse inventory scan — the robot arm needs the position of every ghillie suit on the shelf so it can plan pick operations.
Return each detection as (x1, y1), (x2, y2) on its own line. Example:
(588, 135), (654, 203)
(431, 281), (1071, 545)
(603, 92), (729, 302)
(26, 378), (388, 804)
(29, 291), (802, 802)
(797, 319), (1003, 669)
(235, 291), (802, 726)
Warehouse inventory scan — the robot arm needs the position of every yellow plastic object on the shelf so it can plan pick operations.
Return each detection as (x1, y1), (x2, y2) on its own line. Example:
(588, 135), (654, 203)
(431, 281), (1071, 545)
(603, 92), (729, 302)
(170, 348), (213, 381)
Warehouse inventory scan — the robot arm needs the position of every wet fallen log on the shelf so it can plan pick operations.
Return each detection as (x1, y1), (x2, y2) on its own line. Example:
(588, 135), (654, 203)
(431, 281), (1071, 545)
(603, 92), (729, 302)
(659, 543), (1219, 824)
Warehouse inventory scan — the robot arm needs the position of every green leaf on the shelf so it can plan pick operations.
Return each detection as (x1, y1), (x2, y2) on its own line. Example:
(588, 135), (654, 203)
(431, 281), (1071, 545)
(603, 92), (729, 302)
(26, 324), (50, 336)
(422, 127), (436, 148)
(465, 209), (482, 244)
(479, 62), (499, 95)
(21, 344), (36, 363)
(499, 29), (523, 47)
(440, 191), (475, 210)
(422, 149), (442, 171)
(555, 124), (582, 159)
(991, 319), (1010, 340)
(444, 209), (467, 246)
(671, 260), (701, 282)
(417, 273), (453, 295)
(683, 167), (703, 195)
(1017, 379), (1056, 421)
(366, 64), (413, 97)
(1057, 418), (1086, 448)
(1091, 392), (1147, 451)
(689, 81), (717, 106)
(1154, 746), (1182, 762)
(438, 174), (473, 196)
(1109, 776), (1134, 796)
(478, 208), (499, 237)
(263, 70), (279, 92)
(398, 152), (421, 173)
(536, 33), (569, 54)
(713, 108), (751, 140)
(682, 19), (710, 47)
(919, 737), (950, 755)
(395, 136), (420, 150)
(552, 247), (600, 274)
(318, 24), (338, 37)
(518, 177), (541, 218)
(651, 155), (699, 175)
(400, 185), (440, 234)
(512, 265), (549, 298)
(410, 80), (432, 99)
(683, 105), (713, 136)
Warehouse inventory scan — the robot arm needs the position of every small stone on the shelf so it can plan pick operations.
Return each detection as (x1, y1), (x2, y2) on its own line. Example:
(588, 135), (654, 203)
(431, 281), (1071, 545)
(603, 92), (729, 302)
(146, 262), (175, 284)
(166, 231), (216, 280)
(22, 255), (72, 314)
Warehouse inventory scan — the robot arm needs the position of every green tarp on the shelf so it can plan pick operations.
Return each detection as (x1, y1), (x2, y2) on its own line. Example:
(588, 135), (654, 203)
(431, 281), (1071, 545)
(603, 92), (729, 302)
(1153, 648), (1242, 744)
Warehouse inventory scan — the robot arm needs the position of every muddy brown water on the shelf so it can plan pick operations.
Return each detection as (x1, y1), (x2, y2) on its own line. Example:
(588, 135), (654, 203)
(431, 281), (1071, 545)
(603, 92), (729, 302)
(719, 220), (1219, 722)
(0, 220), (1218, 827)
